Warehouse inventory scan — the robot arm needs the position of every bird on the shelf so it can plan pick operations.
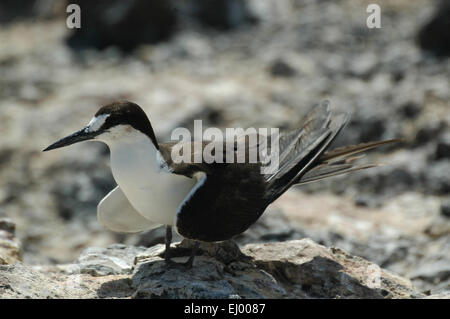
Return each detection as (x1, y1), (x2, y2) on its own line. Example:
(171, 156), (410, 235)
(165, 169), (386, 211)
(43, 100), (398, 268)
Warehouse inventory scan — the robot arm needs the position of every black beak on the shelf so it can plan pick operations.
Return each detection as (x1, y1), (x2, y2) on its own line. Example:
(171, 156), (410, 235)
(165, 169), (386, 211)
(43, 127), (98, 152)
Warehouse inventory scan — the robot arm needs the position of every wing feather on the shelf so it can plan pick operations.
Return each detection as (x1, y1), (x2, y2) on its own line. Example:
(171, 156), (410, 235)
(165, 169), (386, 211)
(97, 186), (161, 233)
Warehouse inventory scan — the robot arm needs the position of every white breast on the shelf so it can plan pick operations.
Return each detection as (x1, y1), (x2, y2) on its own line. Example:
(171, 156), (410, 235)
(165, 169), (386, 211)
(101, 127), (196, 226)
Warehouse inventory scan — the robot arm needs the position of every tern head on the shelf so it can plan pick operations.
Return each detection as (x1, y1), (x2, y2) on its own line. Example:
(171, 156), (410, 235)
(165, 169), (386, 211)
(43, 101), (158, 152)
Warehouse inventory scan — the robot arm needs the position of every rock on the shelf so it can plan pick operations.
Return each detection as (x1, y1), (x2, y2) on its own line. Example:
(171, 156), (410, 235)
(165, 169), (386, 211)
(0, 218), (15, 235)
(414, 121), (446, 146)
(423, 161), (450, 195)
(417, 0), (450, 57)
(391, 238), (448, 292)
(66, 0), (256, 52)
(269, 59), (297, 78)
(45, 147), (115, 221)
(242, 239), (419, 298)
(0, 239), (426, 298)
(131, 240), (285, 299)
(66, 0), (177, 52)
(0, 239), (22, 265)
(411, 261), (450, 284)
(397, 102), (422, 120)
(347, 52), (378, 79)
(264, 190), (450, 294)
(180, 0), (256, 30)
(425, 291), (450, 299)
(337, 109), (395, 146)
(435, 133), (450, 160)
(441, 201), (450, 218)
(424, 216), (450, 238)
(77, 244), (157, 276)
(0, 263), (100, 298)
(0, 218), (22, 265)
(352, 166), (417, 196)
(0, 0), (61, 24)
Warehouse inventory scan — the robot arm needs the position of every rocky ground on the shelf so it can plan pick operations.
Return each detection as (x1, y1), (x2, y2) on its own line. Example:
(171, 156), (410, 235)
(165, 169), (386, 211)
(0, 239), (432, 299)
(0, 0), (449, 298)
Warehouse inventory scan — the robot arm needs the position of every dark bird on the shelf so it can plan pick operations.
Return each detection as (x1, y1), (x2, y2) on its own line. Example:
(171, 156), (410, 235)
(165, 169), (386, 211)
(43, 100), (398, 267)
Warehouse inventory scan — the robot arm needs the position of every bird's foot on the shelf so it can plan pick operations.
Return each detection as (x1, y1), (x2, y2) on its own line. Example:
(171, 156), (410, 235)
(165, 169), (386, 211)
(164, 241), (199, 269)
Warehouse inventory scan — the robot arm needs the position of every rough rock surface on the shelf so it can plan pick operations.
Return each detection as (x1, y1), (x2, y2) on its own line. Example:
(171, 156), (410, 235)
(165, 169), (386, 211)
(0, 218), (22, 265)
(0, 239), (429, 299)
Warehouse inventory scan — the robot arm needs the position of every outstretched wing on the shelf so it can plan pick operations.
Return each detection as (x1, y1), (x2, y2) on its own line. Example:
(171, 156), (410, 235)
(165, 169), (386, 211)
(97, 186), (161, 233)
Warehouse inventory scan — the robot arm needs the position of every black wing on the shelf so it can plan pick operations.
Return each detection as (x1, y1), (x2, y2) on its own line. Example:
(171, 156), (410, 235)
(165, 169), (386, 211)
(159, 140), (269, 242)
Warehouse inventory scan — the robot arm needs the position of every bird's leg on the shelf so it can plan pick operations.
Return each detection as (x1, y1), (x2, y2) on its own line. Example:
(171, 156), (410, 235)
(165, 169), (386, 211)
(164, 225), (173, 264)
(163, 225), (199, 268)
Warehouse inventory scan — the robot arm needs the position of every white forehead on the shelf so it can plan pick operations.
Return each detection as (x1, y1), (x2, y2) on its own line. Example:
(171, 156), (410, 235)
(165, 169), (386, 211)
(86, 114), (110, 132)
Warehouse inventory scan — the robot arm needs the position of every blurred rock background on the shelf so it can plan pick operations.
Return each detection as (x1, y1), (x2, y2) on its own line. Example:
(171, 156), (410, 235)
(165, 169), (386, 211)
(0, 0), (448, 296)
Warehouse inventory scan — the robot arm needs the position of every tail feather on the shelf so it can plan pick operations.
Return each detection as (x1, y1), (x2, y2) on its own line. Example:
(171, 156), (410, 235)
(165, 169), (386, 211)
(290, 139), (400, 185)
(320, 139), (401, 163)
(294, 163), (378, 185)
(263, 101), (400, 203)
